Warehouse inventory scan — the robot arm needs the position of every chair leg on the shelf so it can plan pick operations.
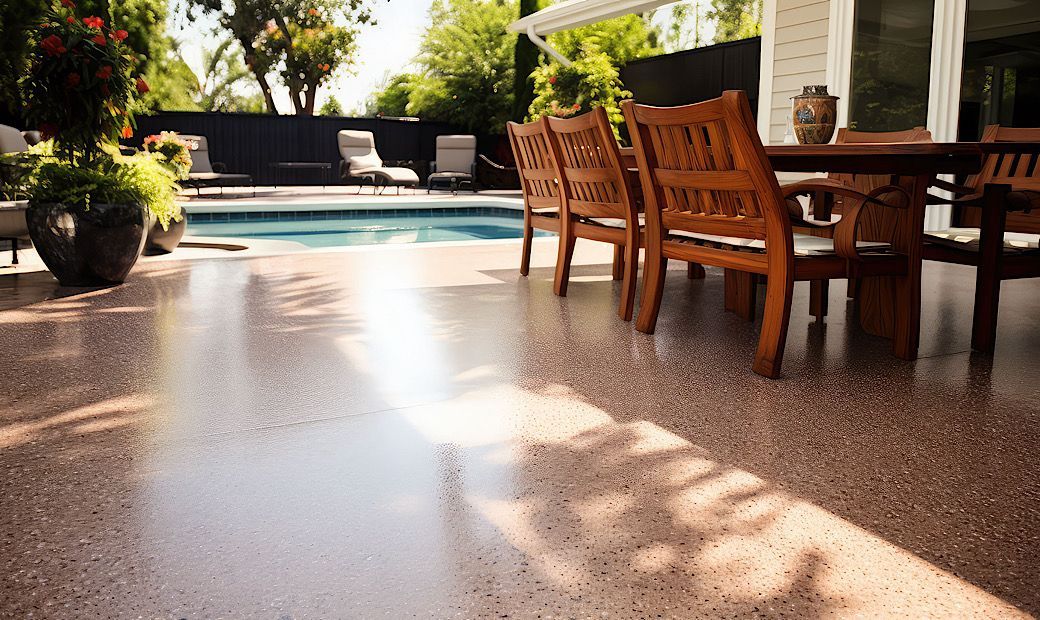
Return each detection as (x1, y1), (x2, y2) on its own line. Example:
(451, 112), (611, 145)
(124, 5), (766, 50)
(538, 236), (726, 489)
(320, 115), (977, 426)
(971, 185), (1008, 353)
(687, 262), (705, 279)
(752, 269), (794, 379)
(635, 244), (667, 334)
(618, 232), (640, 321)
(553, 218), (575, 297)
(520, 224), (533, 277)
(809, 280), (828, 320)
(612, 244), (624, 281)
(724, 269), (756, 321)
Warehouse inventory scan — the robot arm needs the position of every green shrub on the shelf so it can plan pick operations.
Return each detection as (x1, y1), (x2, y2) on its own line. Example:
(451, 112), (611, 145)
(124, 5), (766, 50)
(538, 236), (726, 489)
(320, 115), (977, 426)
(527, 45), (631, 138)
(25, 143), (182, 230)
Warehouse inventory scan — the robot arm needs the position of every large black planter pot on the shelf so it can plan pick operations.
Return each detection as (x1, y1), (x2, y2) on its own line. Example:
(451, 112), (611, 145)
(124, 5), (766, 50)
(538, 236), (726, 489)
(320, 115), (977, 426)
(26, 202), (148, 286)
(145, 206), (187, 255)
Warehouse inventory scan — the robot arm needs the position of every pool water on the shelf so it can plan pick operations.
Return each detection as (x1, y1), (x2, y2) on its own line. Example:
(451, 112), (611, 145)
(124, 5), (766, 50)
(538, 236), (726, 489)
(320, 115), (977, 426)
(187, 209), (547, 248)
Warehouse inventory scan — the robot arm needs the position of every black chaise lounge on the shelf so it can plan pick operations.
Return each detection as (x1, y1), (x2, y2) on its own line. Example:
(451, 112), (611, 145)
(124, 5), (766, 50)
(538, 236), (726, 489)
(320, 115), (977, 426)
(180, 134), (254, 197)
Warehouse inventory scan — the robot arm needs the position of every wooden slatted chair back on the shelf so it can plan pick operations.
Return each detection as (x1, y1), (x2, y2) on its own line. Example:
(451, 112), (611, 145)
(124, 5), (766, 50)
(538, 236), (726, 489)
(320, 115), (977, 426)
(966, 125), (1040, 234)
(622, 91), (790, 244)
(506, 119), (560, 213)
(830, 127), (933, 211)
(543, 107), (637, 223)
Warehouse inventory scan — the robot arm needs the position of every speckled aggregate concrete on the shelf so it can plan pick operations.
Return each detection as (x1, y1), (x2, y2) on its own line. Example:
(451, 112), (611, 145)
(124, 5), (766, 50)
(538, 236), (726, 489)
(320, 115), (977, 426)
(0, 238), (1037, 618)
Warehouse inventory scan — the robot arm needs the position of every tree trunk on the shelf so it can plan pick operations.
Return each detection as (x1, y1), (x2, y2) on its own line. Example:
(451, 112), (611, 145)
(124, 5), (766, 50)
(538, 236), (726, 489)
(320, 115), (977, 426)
(243, 48), (279, 115)
(303, 83), (318, 116)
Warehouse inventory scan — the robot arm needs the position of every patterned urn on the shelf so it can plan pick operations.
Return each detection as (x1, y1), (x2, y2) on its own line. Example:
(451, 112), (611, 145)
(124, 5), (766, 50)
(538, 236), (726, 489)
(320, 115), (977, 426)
(791, 85), (839, 145)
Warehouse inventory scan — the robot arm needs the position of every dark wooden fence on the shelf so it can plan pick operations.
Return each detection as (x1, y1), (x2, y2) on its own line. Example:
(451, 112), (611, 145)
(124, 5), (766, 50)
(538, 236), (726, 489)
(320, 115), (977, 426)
(620, 37), (761, 112)
(50, 37), (761, 186)
(131, 113), (475, 186)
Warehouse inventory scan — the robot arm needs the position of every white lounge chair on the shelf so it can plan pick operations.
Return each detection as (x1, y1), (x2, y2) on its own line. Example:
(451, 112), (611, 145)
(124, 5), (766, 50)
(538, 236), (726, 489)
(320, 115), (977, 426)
(428, 134), (477, 194)
(337, 130), (420, 194)
(0, 125), (30, 265)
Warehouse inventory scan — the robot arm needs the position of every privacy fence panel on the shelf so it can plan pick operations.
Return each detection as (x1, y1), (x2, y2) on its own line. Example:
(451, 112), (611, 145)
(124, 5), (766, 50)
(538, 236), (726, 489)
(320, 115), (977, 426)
(620, 37), (761, 113)
(131, 113), (472, 185)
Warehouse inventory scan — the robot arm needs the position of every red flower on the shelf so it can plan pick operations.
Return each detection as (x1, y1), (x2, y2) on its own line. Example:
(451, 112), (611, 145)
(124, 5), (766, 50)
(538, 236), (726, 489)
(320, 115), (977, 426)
(40, 35), (66, 57)
(121, 126), (134, 139)
(39, 123), (59, 140)
(66, 16), (75, 23)
(100, 84), (110, 96)
(111, 29), (128, 42)
(82, 16), (104, 29)
(572, 103), (580, 110)
(135, 77), (149, 94)
(65, 73), (81, 88)
(95, 65), (113, 80)
(548, 75), (557, 84)
(91, 34), (107, 46)
(61, 0), (76, 7)
(308, 8), (318, 15)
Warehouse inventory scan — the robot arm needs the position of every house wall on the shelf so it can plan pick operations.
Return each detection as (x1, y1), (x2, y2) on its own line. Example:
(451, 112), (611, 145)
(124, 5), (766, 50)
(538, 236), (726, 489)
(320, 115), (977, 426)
(760, 0), (831, 144)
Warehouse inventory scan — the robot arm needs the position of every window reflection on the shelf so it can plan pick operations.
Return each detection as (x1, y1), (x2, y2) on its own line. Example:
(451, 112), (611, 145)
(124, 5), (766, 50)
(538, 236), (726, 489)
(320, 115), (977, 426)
(848, 0), (935, 132)
(958, 0), (1040, 140)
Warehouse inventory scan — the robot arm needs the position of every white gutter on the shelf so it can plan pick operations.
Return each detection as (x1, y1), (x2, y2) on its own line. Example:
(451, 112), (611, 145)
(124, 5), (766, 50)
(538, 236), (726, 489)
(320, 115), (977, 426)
(527, 25), (572, 67)
(509, 0), (675, 65)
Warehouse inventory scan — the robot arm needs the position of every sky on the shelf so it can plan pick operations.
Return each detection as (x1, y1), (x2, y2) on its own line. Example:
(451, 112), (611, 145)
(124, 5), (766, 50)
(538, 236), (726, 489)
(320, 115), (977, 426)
(168, 0), (709, 114)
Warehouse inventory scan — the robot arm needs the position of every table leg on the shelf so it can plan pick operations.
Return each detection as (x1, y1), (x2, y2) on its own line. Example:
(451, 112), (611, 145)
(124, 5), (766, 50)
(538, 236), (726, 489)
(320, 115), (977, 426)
(857, 174), (927, 360)
(808, 190), (832, 321)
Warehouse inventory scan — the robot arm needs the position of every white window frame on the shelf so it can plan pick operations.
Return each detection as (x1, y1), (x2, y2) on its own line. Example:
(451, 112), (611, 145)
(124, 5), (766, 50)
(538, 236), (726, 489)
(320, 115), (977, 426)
(824, 0), (967, 229)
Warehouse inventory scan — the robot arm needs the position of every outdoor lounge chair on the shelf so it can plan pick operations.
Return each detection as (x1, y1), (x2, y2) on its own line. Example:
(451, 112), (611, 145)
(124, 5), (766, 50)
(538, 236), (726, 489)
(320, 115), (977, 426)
(428, 134), (477, 193)
(337, 130), (420, 194)
(922, 125), (1040, 352)
(179, 134), (254, 197)
(0, 125), (31, 264)
(623, 91), (914, 378)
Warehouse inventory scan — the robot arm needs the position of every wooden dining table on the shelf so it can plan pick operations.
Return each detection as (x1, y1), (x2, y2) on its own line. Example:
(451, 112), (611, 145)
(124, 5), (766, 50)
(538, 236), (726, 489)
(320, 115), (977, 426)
(764, 143), (985, 360)
(621, 142), (988, 361)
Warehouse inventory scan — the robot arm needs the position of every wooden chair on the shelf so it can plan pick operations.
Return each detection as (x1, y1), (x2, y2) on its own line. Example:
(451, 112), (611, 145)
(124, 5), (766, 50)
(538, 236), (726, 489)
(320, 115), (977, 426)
(800, 127), (933, 315)
(541, 107), (643, 320)
(506, 119), (561, 278)
(923, 125), (1040, 352)
(623, 91), (913, 378)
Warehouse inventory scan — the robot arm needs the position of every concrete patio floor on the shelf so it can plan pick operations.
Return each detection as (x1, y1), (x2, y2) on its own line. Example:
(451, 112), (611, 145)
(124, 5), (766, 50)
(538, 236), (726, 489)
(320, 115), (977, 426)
(0, 238), (1038, 617)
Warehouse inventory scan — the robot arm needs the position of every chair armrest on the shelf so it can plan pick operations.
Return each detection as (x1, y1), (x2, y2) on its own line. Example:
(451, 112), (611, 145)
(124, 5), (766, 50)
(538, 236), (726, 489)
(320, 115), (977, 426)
(833, 184), (911, 260)
(212, 162), (227, 173)
(930, 177), (975, 195)
(430, 161), (438, 173)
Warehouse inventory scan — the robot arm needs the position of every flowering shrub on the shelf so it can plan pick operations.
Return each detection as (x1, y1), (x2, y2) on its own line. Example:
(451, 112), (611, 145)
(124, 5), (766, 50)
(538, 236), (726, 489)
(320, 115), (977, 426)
(527, 44), (632, 138)
(143, 132), (192, 180)
(22, 1), (146, 165)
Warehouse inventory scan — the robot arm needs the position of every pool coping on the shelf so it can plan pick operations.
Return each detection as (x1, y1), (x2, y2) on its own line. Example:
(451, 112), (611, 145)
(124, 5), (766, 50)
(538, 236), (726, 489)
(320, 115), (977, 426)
(183, 195), (524, 215)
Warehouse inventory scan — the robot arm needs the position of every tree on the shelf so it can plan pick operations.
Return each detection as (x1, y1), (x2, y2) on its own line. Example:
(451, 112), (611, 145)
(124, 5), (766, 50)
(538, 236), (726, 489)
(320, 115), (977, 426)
(192, 38), (266, 112)
(511, 0), (542, 122)
(404, 0), (517, 134)
(189, 0), (373, 115)
(367, 73), (415, 117)
(528, 45), (632, 136)
(708, 0), (763, 43)
(547, 14), (662, 64)
(318, 97), (343, 116)
(664, 1), (704, 52)
(0, 0), (48, 118)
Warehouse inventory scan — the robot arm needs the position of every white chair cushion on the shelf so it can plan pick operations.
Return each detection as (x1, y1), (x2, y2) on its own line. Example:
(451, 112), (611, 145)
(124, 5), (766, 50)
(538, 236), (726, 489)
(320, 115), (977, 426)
(0, 124), (29, 155)
(670, 230), (890, 256)
(349, 153), (383, 172)
(926, 227), (1040, 252)
(434, 135), (477, 173)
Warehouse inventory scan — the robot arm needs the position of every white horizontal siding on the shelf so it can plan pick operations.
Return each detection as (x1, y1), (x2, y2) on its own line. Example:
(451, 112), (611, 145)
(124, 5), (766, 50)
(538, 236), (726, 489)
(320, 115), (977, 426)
(767, 0), (830, 144)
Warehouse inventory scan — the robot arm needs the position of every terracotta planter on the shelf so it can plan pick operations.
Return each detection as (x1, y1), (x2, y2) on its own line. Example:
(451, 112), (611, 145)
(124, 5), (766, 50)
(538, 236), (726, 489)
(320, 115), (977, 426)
(791, 85), (838, 145)
(145, 206), (187, 255)
(26, 202), (148, 286)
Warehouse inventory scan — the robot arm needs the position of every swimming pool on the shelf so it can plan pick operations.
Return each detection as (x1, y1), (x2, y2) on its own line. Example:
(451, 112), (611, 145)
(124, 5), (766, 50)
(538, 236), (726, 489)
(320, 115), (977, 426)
(187, 207), (548, 248)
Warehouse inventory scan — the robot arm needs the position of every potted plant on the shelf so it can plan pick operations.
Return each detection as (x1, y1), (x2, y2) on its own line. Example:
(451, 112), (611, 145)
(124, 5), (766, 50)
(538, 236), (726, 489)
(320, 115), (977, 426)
(141, 132), (191, 254)
(19, 1), (180, 286)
